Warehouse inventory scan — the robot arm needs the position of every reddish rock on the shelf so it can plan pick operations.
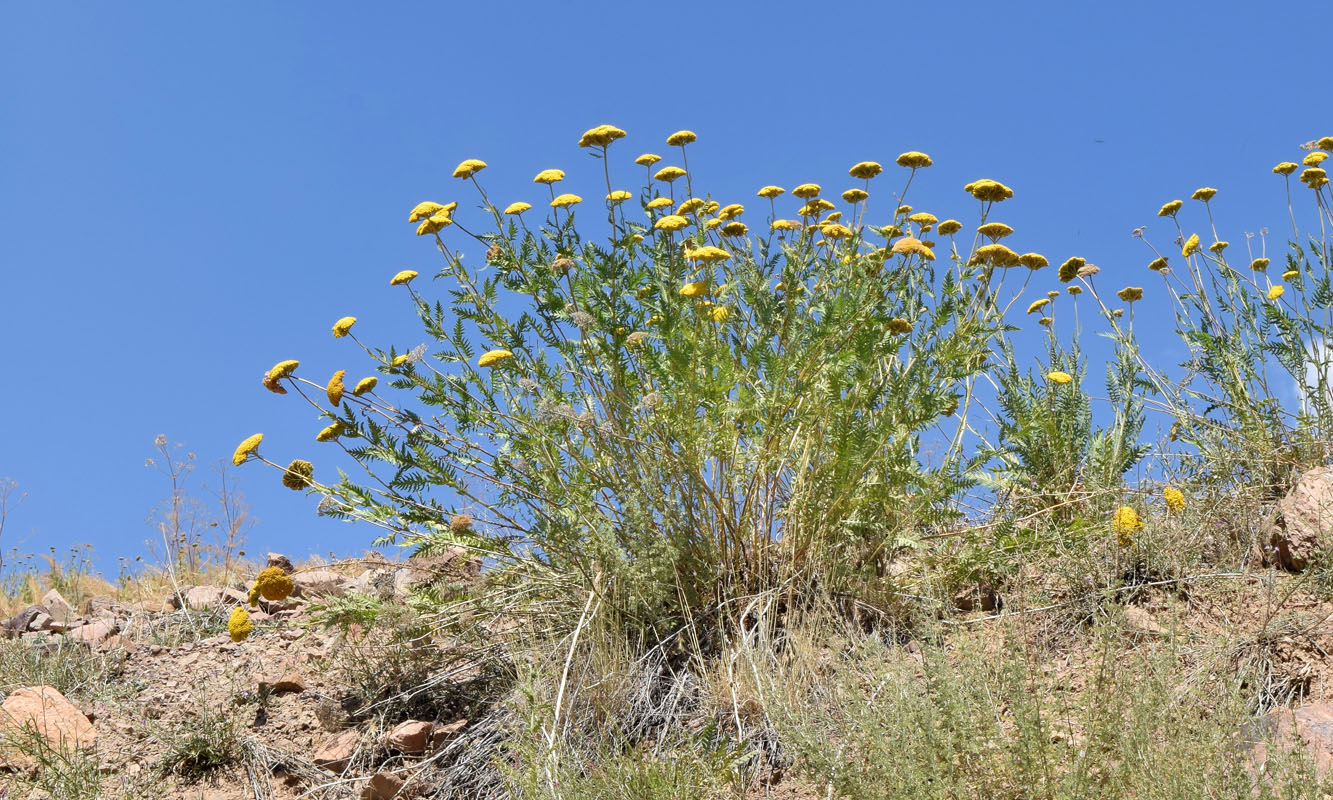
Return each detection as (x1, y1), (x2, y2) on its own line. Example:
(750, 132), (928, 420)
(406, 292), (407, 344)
(360, 772), (406, 799)
(1270, 467), (1333, 571)
(1246, 702), (1333, 776)
(267, 552), (296, 574)
(67, 619), (117, 648)
(313, 729), (361, 773)
(292, 570), (352, 598)
(0, 686), (97, 769)
(952, 583), (1001, 612)
(261, 671), (307, 694)
(182, 585), (248, 611)
(386, 720), (432, 754)
(40, 589), (77, 627)
(431, 719), (467, 746)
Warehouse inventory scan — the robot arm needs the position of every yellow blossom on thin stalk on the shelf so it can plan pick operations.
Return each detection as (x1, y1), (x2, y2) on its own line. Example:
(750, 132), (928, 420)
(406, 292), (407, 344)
(315, 423), (343, 442)
(326, 370), (346, 407)
(891, 237), (934, 260)
(1304, 152), (1328, 166)
(1048, 371), (1073, 384)
(1283, 269), (1299, 280)
(717, 203), (744, 220)
(352, 376), (377, 396)
(654, 215), (690, 232)
(228, 607), (252, 642)
(1273, 162), (1299, 175)
(1117, 287), (1144, 303)
(710, 306), (730, 323)
(964, 179), (1013, 202)
(1191, 187), (1217, 201)
(842, 188), (869, 203)
(896, 151), (932, 168)
(551, 193), (583, 209)
(1250, 258), (1270, 271)
(408, 201), (445, 222)
(391, 270), (418, 286)
(332, 316), (356, 338)
(232, 433), (263, 466)
(578, 124), (627, 148)
(1164, 487), (1185, 513)
(1182, 233), (1201, 257)
(937, 219), (963, 236)
(1148, 257), (1168, 272)
(1268, 285), (1285, 301)
(850, 161), (884, 179)
(1019, 253), (1049, 270)
(757, 186), (784, 199)
(452, 158), (487, 179)
(607, 190), (633, 204)
(677, 198), (705, 215)
(1209, 241), (1228, 254)
(1112, 506), (1142, 546)
(977, 222), (1014, 239)
(533, 168), (565, 185)
(1027, 298), (1051, 315)
(679, 281), (707, 298)
(720, 221), (747, 236)
(1158, 199), (1183, 217)
(666, 130), (697, 146)
(635, 154), (661, 167)
(478, 349), (514, 368)
(686, 245), (730, 263)
(792, 183), (822, 199)
(1058, 257), (1086, 282)
(654, 166), (687, 183)
(646, 197), (673, 210)
(504, 202), (531, 215)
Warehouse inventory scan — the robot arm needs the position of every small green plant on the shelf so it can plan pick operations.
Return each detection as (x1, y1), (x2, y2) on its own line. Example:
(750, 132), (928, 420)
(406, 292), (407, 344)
(0, 723), (104, 800)
(0, 637), (125, 697)
(154, 695), (243, 780)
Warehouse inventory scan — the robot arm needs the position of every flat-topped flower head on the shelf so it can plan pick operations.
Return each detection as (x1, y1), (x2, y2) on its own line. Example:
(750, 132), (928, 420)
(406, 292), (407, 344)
(315, 423), (343, 442)
(849, 161), (883, 179)
(965, 179), (1013, 202)
(478, 349), (514, 367)
(607, 190), (633, 204)
(896, 205), (913, 215)
(504, 201), (531, 215)
(890, 236), (935, 260)
(971, 243), (1021, 267)
(635, 153), (662, 167)
(551, 193), (583, 209)
(654, 166), (687, 182)
(332, 316), (356, 338)
(578, 124), (627, 148)
(1304, 152), (1328, 166)
(625, 331), (651, 348)
(1301, 167), (1329, 187)
(1112, 506), (1142, 546)
(717, 203), (744, 220)
(1268, 285), (1285, 300)
(792, 183), (822, 199)
(533, 168), (565, 184)
(820, 223), (853, 239)
(266, 360), (299, 382)
(685, 245), (730, 263)
(888, 318), (913, 334)
(1117, 286), (1144, 302)
(646, 197), (673, 210)
(326, 370), (345, 407)
(677, 198), (705, 215)
(757, 186), (784, 199)
(896, 151), (932, 169)
(232, 433), (263, 466)
(1283, 269), (1299, 280)
(720, 221), (748, 236)
(1148, 257), (1169, 271)
(408, 201), (445, 223)
(1027, 298), (1051, 314)
(977, 222), (1014, 240)
(1182, 233), (1201, 256)
(1048, 371), (1073, 384)
(1019, 253), (1049, 270)
(352, 376), (377, 396)
(1191, 187), (1217, 201)
(391, 269), (418, 286)
(1058, 257), (1086, 282)
(679, 281), (707, 298)
(908, 212), (938, 227)
(1318, 137), (1333, 151)
(228, 607), (253, 642)
(1250, 258), (1270, 271)
(666, 130), (697, 146)
(1274, 162), (1299, 176)
(1164, 487), (1185, 513)
(254, 566), (294, 601)
(654, 214), (690, 232)
(452, 158), (487, 179)
(281, 460), (314, 491)
(841, 188), (869, 203)
(416, 217), (448, 236)
(710, 306), (730, 323)
(771, 219), (801, 231)
(1209, 240), (1228, 254)
(937, 219), (963, 236)
(1067, 286), (1083, 295)
(1158, 199), (1183, 216)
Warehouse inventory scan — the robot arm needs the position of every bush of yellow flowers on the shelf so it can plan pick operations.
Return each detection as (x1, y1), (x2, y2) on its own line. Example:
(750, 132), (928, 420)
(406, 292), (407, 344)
(231, 126), (1333, 641)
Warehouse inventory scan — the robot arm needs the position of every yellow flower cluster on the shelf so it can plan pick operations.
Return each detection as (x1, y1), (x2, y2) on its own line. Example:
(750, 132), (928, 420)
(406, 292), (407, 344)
(757, 186), (784, 199)
(891, 237), (934, 260)
(1112, 506), (1142, 546)
(977, 222), (1014, 239)
(578, 124), (627, 148)
(504, 201), (531, 215)
(666, 130), (697, 146)
(1048, 371), (1073, 384)
(685, 245), (730, 263)
(326, 370), (345, 407)
(452, 158), (487, 179)
(849, 161), (883, 179)
(936, 219), (963, 236)
(315, 423), (343, 442)
(1019, 253), (1048, 270)
(353, 376), (377, 396)
(391, 270), (418, 286)
(896, 151), (932, 169)
(654, 166), (687, 182)
(253, 566), (294, 602)
(1058, 257), (1085, 283)
(533, 168), (565, 184)
(1117, 286), (1144, 302)
(679, 281), (707, 298)
(332, 316), (356, 338)
(478, 349), (514, 367)
(1191, 187), (1217, 201)
(1158, 199), (1183, 217)
(1163, 487), (1185, 513)
(635, 154), (661, 167)
(655, 215), (689, 232)
(1181, 233), (1201, 257)
(1026, 298), (1050, 315)
(964, 179), (1013, 202)
(792, 183), (822, 199)
(228, 607), (252, 642)
(551, 193), (582, 208)
(971, 243), (1020, 267)
(232, 433), (263, 466)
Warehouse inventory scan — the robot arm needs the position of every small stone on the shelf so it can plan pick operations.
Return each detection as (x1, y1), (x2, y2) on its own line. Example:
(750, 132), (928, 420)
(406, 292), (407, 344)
(263, 671), (307, 694)
(267, 552), (296, 574)
(313, 729), (361, 773)
(67, 619), (117, 648)
(386, 720), (432, 754)
(40, 589), (76, 627)
(360, 772), (406, 799)
(431, 719), (467, 746)
(292, 570), (353, 598)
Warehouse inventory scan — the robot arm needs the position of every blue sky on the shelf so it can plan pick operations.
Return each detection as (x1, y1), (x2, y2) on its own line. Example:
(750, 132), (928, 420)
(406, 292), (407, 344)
(1, 1), (1326, 575)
